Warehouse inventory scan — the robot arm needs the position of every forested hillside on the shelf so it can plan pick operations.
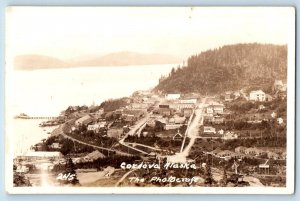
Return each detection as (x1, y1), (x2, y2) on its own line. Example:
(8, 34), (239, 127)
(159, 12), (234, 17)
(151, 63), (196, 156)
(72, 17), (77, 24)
(155, 43), (287, 94)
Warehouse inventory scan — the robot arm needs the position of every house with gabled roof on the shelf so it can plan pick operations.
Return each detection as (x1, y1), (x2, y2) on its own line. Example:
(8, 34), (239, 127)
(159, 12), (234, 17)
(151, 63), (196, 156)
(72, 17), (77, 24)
(172, 130), (183, 141)
(235, 146), (247, 154)
(249, 90), (266, 102)
(75, 114), (94, 126)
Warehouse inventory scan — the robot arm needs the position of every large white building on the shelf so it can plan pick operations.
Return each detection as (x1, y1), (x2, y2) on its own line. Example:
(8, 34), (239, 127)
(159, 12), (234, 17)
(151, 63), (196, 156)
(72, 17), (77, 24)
(249, 90), (266, 101)
(206, 102), (224, 114)
(166, 94), (181, 100)
(203, 126), (216, 134)
(87, 121), (107, 132)
(169, 103), (195, 110)
(179, 99), (197, 104)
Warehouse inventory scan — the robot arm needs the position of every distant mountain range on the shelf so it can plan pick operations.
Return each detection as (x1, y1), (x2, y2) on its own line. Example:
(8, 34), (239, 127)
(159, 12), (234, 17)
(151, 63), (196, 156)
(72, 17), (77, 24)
(14, 51), (181, 70)
(155, 43), (287, 94)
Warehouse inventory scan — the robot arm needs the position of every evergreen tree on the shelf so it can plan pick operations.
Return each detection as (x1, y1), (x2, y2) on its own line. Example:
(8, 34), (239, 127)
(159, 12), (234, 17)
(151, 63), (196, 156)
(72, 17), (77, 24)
(64, 158), (80, 185)
(220, 168), (228, 187)
(204, 163), (215, 186)
(155, 44), (287, 94)
(13, 173), (32, 187)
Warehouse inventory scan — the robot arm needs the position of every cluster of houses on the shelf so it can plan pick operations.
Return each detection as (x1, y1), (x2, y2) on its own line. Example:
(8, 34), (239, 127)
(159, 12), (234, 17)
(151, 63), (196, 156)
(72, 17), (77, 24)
(248, 90), (274, 102)
(224, 80), (286, 103)
(202, 101), (237, 139)
(69, 92), (201, 140)
(209, 146), (285, 161)
(154, 103), (195, 118)
(224, 89), (272, 102)
(148, 93), (198, 135)
(202, 126), (238, 140)
(71, 103), (150, 139)
(201, 79), (287, 140)
(158, 94), (196, 116)
(204, 101), (225, 125)
(234, 146), (286, 160)
(149, 114), (187, 131)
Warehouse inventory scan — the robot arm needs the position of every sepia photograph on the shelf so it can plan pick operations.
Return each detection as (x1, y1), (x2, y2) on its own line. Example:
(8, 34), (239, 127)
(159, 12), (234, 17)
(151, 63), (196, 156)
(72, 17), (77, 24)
(5, 7), (295, 194)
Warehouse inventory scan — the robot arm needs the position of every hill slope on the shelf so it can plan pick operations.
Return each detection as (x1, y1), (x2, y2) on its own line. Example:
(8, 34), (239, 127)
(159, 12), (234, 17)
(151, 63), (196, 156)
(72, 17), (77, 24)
(72, 51), (181, 67)
(14, 55), (68, 70)
(155, 43), (287, 94)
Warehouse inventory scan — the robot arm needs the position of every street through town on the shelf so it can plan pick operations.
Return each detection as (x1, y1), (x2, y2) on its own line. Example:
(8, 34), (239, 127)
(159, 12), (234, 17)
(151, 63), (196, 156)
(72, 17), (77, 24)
(167, 97), (207, 162)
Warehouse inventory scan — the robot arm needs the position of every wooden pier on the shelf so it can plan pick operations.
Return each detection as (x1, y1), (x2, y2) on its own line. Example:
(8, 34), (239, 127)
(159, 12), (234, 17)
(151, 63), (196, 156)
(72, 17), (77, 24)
(15, 116), (57, 120)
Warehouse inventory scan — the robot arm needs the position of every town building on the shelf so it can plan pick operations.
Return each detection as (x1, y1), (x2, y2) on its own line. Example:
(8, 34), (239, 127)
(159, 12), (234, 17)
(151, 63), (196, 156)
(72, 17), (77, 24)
(212, 115), (224, 124)
(84, 150), (106, 162)
(166, 94), (181, 100)
(277, 117), (284, 125)
(249, 90), (266, 101)
(154, 108), (172, 116)
(169, 116), (186, 124)
(131, 103), (150, 110)
(107, 128), (123, 138)
(233, 91), (241, 99)
(225, 92), (233, 101)
(217, 150), (236, 160)
(16, 165), (29, 173)
(206, 106), (214, 114)
(146, 118), (156, 127)
(206, 102), (224, 114)
(273, 80), (287, 92)
(203, 126), (216, 134)
(179, 99), (197, 104)
(235, 146), (247, 154)
(172, 131), (183, 141)
(87, 121), (107, 132)
(159, 104), (170, 109)
(259, 160), (270, 174)
(183, 108), (193, 117)
(75, 115), (94, 126)
(214, 104), (224, 113)
(49, 143), (62, 149)
(267, 151), (281, 160)
(164, 124), (182, 130)
(169, 103), (195, 110)
(122, 109), (145, 119)
(123, 115), (137, 125)
(271, 112), (277, 118)
(245, 147), (265, 156)
(143, 99), (156, 105)
(209, 148), (222, 156)
(223, 131), (238, 140)
(92, 108), (104, 119)
(218, 129), (224, 135)
(203, 114), (213, 121)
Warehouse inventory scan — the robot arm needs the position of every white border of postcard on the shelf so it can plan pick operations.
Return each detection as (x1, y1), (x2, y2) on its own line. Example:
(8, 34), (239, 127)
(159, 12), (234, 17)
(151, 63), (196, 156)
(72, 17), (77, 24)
(5, 6), (295, 194)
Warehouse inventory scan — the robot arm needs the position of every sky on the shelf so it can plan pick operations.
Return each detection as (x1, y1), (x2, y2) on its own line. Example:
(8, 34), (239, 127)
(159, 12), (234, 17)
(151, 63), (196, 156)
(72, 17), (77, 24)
(6, 7), (294, 61)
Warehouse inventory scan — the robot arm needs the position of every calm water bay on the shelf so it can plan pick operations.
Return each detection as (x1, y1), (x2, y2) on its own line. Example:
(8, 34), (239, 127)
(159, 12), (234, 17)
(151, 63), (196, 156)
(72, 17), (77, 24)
(7, 64), (176, 156)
